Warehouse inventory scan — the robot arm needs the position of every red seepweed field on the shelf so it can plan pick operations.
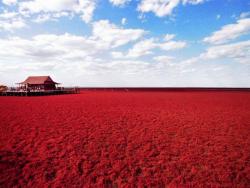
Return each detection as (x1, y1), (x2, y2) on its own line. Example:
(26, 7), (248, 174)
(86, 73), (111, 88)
(0, 90), (250, 187)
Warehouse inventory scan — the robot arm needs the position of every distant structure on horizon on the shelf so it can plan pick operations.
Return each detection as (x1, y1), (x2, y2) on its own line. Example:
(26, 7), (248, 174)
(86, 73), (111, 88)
(0, 76), (79, 96)
(0, 84), (7, 92)
(17, 76), (60, 91)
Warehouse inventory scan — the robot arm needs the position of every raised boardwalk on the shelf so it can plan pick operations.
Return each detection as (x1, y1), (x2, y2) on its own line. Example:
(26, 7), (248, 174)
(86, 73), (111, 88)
(0, 88), (79, 96)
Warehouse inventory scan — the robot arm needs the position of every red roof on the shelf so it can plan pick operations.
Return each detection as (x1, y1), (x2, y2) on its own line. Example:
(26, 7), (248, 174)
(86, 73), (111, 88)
(18, 76), (59, 85)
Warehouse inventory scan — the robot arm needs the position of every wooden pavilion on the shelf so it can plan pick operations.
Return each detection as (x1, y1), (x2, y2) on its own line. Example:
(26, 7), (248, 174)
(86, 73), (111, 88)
(0, 85), (7, 92)
(17, 76), (60, 91)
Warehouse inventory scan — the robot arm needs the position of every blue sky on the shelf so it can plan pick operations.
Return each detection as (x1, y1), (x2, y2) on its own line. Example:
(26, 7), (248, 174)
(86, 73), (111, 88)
(0, 0), (250, 87)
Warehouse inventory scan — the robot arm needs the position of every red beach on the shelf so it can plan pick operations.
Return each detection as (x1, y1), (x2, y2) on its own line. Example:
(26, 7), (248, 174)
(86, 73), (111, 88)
(0, 90), (250, 187)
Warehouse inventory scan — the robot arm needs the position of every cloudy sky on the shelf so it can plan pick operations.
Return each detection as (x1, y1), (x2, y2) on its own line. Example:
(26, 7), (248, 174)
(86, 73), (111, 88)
(0, 0), (250, 87)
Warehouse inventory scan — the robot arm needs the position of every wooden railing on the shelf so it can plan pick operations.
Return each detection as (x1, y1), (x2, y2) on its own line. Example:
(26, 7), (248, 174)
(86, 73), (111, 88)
(0, 87), (80, 96)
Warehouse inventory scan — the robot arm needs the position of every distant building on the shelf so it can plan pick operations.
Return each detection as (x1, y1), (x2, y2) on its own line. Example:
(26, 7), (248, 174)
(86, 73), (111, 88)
(0, 85), (7, 92)
(17, 76), (60, 91)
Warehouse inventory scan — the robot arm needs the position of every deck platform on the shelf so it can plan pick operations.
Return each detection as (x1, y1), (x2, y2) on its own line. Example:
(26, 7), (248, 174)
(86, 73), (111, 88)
(0, 89), (79, 96)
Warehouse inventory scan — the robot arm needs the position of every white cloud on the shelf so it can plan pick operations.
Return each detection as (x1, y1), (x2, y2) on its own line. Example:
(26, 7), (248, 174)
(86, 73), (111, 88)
(153, 55), (175, 63)
(0, 11), (26, 31)
(2, 0), (17, 6)
(180, 40), (250, 66)
(105, 60), (152, 75)
(204, 18), (250, 44)
(109, 0), (131, 7)
(127, 38), (156, 57)
(111, 51), (124, 58)
(0, 21), (189, 86)
(0, 18), (26, 31)
(164, 34), (176, 41)
(0, 19), (147, 62)
(91, 20), (146, 48)
(137, 0), (206, 17)
(182, 0), (205, 5)
(216, 14), (221, 20)
(138, 0), (180, 17)
(32, 12), (70, 23)
(159, 40), (186, 50)
(0, 33), (179, 86)
(121, 17), (127, 25)
(78, 0), (96, 23)
(113, 36), (186, 58)
(18, 0), (96, 23)
(240, 12), (250, 19)
(1, 33), (249, 87)
(19, 0), (79, 13)
(200, 40), (250, 64)
(32, 14), (56, 23)
(0, 34), (99, 62)
(127, 37), (186, 58)
(0, 11), (18, 19)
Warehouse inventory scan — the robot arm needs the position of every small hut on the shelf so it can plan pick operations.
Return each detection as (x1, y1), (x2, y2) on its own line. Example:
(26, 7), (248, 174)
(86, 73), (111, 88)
(17, 76), (60, 91)
(0, 85), (7, 92)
